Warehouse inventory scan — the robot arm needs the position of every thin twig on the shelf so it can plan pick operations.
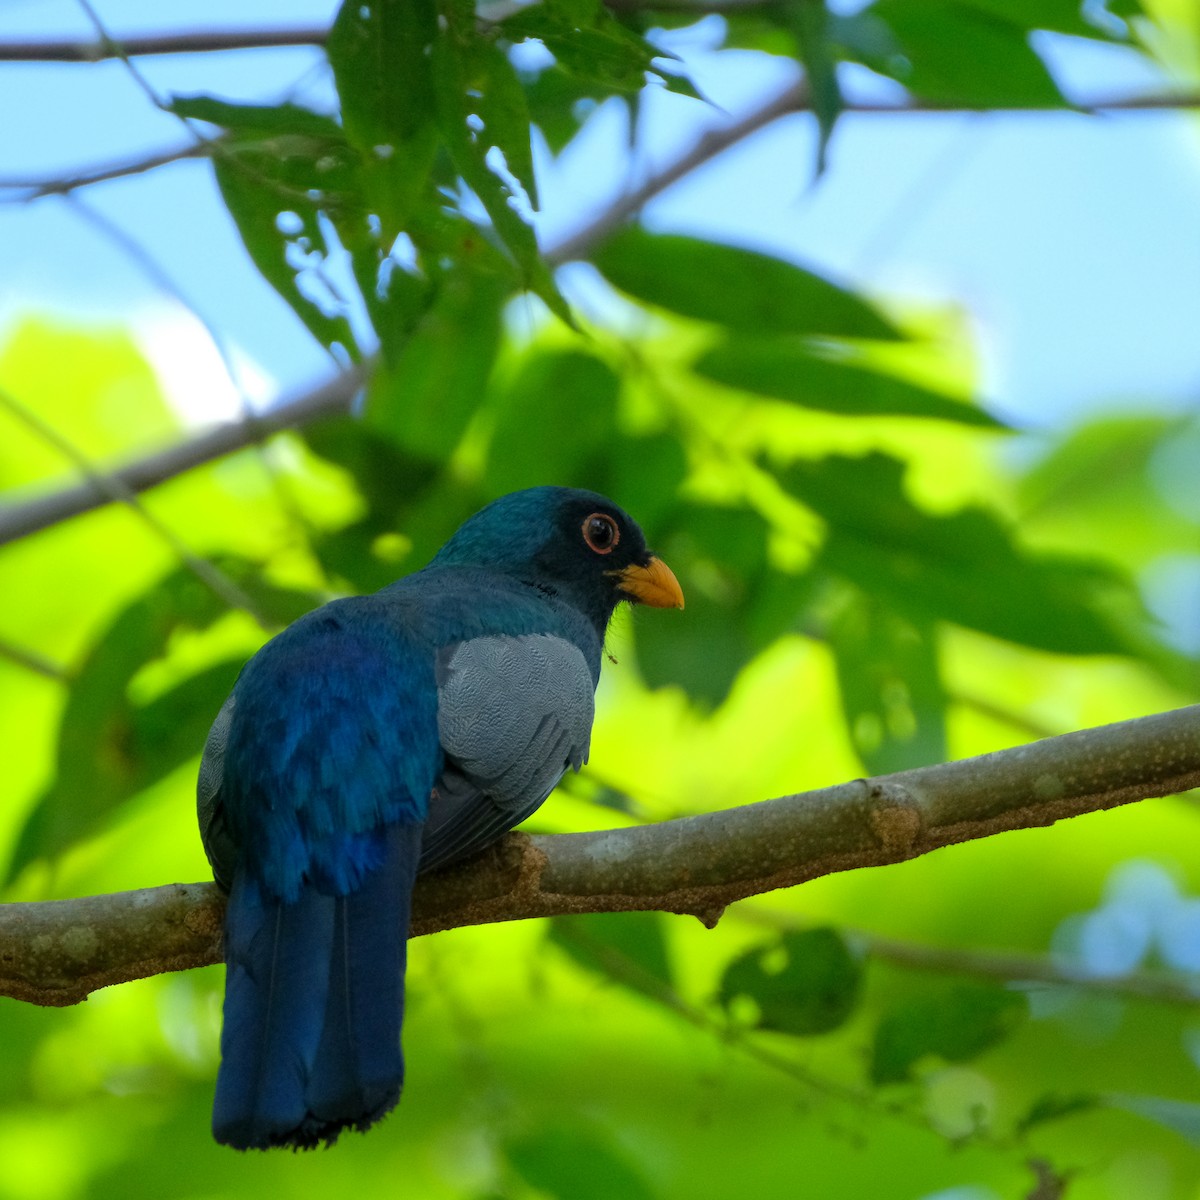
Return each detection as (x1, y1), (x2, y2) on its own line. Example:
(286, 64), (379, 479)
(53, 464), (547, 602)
(0, 141), (213, 200)
(0, 388), (268, 626)
(75, 0), (171, 111)
(740, 908), (1200, 1008)
(863, 932), (1200, 1007)
(0, 26), (328, 61)
(0, 638), (71, 682)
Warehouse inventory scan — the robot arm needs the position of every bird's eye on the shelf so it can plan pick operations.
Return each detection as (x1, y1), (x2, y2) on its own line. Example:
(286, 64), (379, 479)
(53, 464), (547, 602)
(582, 512), (620, 555)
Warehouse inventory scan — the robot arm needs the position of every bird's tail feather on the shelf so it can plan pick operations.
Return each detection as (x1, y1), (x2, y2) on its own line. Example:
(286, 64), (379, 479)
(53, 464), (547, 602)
(213, 823), (422, 1150)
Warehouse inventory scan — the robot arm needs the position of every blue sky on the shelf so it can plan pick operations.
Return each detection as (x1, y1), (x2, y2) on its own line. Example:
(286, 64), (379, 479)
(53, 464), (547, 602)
(2, 0), (1200, 434)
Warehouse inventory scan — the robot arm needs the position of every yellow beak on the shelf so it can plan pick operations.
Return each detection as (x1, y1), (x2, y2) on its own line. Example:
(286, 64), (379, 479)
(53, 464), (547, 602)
(613, 556), (685, 609)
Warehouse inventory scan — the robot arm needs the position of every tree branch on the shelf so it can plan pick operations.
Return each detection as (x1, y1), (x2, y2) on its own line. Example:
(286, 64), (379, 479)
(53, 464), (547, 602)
(0, 142), (213, 200)
(3, 703), (1197, 1007)
(0, 27), (327, 62)
(0, 361), (368, 548)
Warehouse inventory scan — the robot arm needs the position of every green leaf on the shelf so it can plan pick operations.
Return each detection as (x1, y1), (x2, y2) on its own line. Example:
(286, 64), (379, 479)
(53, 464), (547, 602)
(506, 1126), (657, 1200)
(632, 503), (774, 705)
(432, 8), (572, 324)
(1016, 414), (1199, 566)
(871, 983), (1026, 1084)
(169, 95), (343, 139)
(327, 0), (439, 235)
(504, 1), (698, 98)
(593, 230), (902, 340)
(828, 592), (947, 774)
(212, 150), (360, 357)
(1016, 1092), (1100, 1134)
(346, 236), (435, 366)
(521, 63), (618, 154)
(774, 452), (1138, 655)
(302, 416), (445, 590)
(472, 38), (541, 209)
(719, 928), (863, 1036)
(864, 1), (1065, 107)
(364, 265), (509, 459)
(485, 351), (620, 495)
(180, 95), (364, 355)
(789, 0), (843, 173)
(549, 912), (674, 1000)
(951, 0), (1138, 41)
(8, 561), (320, 879)
(694, 337), (1004, 427)
(1107, 1094), (1200, 1146)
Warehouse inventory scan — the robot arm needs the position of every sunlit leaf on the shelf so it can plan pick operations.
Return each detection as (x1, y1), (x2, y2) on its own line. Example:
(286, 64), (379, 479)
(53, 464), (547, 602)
(7, 561), (320, 880)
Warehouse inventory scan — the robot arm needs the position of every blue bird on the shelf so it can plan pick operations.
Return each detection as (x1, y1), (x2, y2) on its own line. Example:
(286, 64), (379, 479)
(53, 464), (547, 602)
(196, 486), (684, 1150)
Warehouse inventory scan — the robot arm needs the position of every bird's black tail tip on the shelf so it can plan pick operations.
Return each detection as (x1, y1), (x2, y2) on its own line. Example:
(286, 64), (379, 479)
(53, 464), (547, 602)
(214, 1086), (402, 1152)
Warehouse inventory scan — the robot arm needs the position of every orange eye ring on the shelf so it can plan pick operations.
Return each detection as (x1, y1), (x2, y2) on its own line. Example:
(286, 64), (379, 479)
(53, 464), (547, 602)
(582, 512), (620, 555)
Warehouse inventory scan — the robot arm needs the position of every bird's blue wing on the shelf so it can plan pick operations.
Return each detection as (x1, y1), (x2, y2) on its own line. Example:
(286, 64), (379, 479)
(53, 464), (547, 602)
(200, 598), (441, 1149)
(420, 632), (594, 872)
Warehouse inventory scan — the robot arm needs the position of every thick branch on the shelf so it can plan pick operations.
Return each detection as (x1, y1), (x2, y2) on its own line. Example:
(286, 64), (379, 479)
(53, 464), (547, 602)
(2, 703), (1197, 1007)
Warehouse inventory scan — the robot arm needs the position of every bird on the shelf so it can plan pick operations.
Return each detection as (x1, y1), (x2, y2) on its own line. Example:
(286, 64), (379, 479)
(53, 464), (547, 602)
(196, 486), (684, 1150)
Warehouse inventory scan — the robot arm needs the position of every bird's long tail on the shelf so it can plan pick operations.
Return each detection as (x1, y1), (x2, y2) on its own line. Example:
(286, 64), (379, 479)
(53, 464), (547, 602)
(212, 823), (422, 1150)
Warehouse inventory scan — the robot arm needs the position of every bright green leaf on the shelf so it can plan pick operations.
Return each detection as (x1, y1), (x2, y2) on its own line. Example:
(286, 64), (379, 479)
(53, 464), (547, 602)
(8, 561), (320, 879)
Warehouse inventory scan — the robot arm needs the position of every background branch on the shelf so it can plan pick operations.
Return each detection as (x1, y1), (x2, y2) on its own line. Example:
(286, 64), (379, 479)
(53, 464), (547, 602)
(0, 361), (368, 547)
(3, 703), (1196, 1007)
(0, 27), (327, 61)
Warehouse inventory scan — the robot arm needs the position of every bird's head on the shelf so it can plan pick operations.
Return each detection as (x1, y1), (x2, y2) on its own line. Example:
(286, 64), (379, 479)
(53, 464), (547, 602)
(432, 486), (684, 631)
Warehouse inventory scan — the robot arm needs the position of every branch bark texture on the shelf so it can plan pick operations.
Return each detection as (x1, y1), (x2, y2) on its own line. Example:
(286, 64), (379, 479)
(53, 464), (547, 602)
(3, 703), (1197, 1007)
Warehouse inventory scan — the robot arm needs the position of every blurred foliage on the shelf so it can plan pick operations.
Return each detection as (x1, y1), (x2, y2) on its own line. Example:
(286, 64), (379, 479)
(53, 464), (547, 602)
(3, 0), (1200, 1197)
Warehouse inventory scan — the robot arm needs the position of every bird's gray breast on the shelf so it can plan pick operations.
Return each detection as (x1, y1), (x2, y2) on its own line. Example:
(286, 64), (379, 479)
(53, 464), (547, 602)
(435, 632), (594, 811)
